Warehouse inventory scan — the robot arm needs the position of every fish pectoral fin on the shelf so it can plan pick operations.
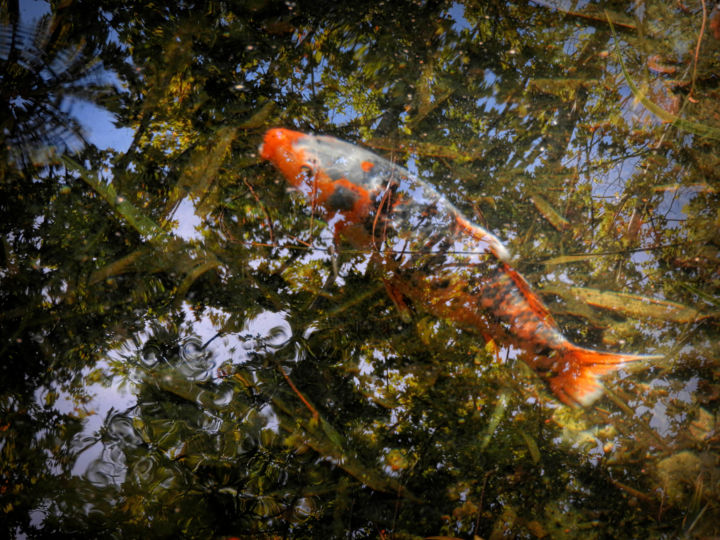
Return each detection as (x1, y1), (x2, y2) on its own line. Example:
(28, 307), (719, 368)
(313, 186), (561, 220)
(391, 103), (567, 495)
(383, 279), (413, 323)
(502, 263), (557, 326)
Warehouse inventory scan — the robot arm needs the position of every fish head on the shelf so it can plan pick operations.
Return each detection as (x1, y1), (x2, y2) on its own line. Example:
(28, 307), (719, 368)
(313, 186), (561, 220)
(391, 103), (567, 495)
(259, 128), (318, 192)
(260, 128), (376, 227)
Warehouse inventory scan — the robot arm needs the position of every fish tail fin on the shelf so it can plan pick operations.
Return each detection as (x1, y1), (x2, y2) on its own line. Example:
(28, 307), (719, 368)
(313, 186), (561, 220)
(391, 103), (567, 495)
(548, 346), (662, 407)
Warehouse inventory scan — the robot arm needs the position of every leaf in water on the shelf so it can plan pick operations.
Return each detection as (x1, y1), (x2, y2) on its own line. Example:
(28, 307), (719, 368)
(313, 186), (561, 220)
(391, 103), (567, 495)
(480, 389), (509, 451)
(652, 183), (716, 193)
(541, 284), (713, 323)
(529, 192), (569, 231)
(541, 253), (604, 266)
(520, 431), (541, 464)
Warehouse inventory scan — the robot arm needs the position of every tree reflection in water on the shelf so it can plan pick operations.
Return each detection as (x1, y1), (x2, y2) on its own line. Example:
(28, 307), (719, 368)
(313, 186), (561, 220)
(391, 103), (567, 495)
(1, 0), (719, 537)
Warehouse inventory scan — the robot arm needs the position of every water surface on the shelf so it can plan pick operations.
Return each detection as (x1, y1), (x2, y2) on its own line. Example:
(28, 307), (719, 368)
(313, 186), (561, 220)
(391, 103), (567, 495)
(1, 0), (719, 537)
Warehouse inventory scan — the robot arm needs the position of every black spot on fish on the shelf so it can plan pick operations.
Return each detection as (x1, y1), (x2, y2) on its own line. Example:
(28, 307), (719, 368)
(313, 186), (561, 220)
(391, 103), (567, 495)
(327, 184), (359, 211)
(535, 346), (554, 357)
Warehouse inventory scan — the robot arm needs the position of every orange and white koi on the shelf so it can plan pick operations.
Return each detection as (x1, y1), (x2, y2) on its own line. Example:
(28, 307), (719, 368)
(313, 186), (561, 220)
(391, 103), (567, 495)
(259, 128), (659, 406)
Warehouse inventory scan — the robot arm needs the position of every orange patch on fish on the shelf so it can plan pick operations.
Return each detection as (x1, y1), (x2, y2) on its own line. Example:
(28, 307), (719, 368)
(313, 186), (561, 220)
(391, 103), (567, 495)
(325, 178), (372, 224)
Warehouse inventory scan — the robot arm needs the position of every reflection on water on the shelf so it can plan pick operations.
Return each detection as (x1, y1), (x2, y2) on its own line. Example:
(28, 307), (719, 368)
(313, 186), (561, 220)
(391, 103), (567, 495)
(1, 0), (719, 537)
(71, 308), (293, 487)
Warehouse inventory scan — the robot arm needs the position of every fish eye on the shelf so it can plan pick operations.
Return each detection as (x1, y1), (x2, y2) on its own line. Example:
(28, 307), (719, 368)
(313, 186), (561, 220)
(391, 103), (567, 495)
(300, 163), (315, 175)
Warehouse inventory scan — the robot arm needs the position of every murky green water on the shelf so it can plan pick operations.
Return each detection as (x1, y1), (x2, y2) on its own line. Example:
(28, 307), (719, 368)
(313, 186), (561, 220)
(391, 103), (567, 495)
(2, 1), (719, 538)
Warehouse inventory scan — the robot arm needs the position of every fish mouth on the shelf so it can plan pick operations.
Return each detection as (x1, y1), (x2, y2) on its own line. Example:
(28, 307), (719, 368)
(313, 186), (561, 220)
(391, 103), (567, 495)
(260, 128), (307, 161)
(260, 128), (287, 161)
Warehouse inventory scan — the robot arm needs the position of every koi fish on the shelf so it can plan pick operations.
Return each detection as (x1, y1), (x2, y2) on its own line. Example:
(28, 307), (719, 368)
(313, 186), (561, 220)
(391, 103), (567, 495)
(259, 128), (659, 406)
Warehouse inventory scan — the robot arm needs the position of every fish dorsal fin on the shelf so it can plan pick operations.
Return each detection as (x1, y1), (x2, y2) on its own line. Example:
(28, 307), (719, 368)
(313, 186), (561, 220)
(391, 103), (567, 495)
(501, 262), (557, 326)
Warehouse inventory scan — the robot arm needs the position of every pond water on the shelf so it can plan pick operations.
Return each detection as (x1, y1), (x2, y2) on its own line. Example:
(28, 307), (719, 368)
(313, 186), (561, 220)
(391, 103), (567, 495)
(1, 0), (719, 538)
